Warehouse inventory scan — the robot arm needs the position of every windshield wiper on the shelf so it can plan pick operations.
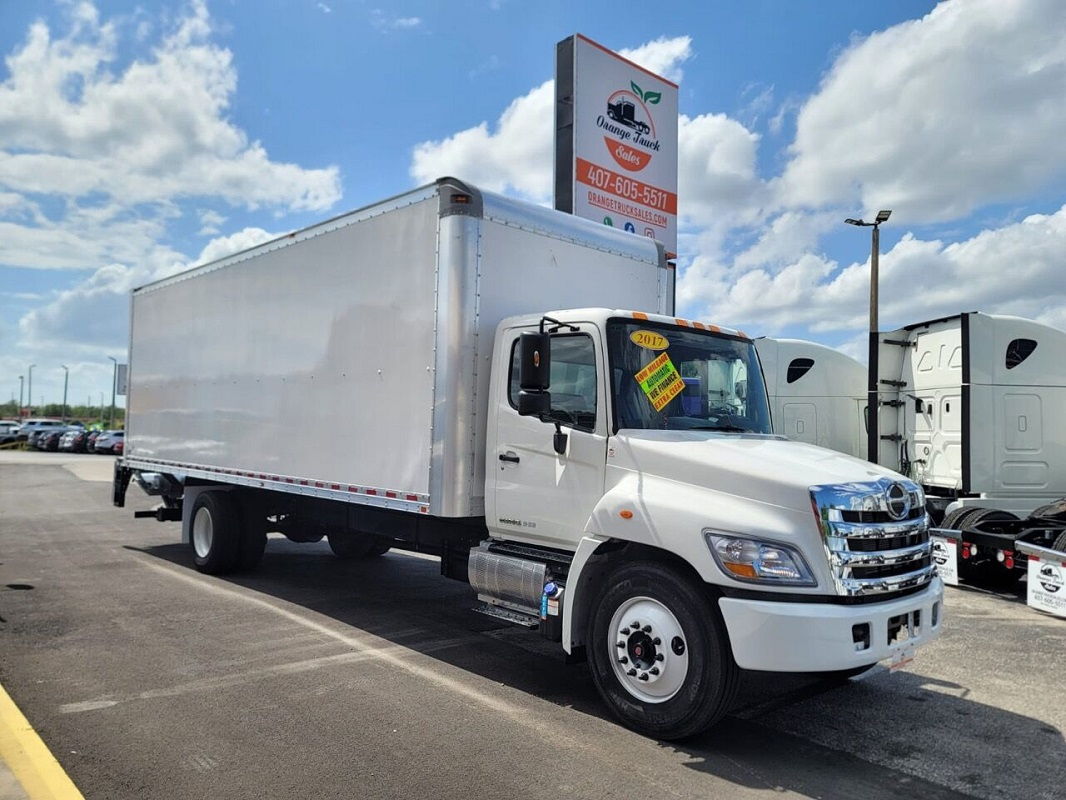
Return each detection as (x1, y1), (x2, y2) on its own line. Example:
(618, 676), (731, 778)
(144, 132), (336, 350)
(688, 424), (756, 433)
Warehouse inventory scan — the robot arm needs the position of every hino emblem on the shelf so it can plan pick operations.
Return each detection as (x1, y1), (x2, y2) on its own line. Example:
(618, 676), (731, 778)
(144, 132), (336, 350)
(885, 483), (911, 520)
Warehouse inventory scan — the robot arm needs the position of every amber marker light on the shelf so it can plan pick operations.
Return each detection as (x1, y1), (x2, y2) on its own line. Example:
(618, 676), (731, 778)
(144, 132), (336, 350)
(619, 510), (634, 519)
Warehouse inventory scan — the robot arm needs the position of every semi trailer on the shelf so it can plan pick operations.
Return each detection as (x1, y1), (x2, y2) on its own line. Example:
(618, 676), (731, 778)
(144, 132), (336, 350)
(757, 313), (1066, 593)
(114, 178), (943, 738)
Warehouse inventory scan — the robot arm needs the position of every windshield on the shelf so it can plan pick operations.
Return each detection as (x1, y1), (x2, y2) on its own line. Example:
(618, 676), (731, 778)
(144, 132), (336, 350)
(606, 319), (772, 433)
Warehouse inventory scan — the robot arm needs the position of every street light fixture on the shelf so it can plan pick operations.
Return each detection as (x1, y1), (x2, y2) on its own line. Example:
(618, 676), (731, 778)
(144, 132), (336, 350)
(844, 210), (892, 463)
(27, 364), (36, 417)
(107, 356), (117, 429)
(61, 365), (70, 423)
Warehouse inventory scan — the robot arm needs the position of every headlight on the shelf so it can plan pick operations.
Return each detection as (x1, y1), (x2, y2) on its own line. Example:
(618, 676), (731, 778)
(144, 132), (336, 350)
(705, 532), (817, 586)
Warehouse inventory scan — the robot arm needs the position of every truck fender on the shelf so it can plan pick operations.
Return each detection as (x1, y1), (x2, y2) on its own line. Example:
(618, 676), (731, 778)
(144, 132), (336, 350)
(562, 534), (609, 654)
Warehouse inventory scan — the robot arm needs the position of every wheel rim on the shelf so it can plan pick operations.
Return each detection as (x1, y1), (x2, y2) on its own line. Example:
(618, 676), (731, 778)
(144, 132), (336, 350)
(608, 595), (689, 704)
(192, 506), (213, 558)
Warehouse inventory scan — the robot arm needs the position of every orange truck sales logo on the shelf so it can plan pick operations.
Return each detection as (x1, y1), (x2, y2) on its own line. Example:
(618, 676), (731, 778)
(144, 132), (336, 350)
(597, 82), (662, 172)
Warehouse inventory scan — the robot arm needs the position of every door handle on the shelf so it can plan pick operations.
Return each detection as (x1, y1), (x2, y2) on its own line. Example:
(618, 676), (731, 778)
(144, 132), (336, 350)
(499, 452), (520, 464)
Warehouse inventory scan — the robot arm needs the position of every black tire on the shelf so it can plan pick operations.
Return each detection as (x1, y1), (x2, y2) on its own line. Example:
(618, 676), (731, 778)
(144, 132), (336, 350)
(326, 531), (387, 559)
(587, 561), (739, 740)
(1030, 500), (1066, 521)
(1052, 530), (1066, 554)
(941, 506), (983, 531)
(189, 491), (241, 574)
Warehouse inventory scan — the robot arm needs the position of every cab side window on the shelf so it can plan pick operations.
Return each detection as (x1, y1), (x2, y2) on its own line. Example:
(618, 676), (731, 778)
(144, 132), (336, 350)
(509, 334), (597, 431)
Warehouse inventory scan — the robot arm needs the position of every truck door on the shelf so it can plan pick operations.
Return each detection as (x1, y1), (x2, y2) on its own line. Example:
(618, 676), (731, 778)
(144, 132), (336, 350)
(908, 326), (965, 487)
(489, 326), (608, 548)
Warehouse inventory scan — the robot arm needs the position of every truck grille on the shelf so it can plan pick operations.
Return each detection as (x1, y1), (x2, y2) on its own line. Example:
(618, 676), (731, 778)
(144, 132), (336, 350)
(810, 478), (934, 597)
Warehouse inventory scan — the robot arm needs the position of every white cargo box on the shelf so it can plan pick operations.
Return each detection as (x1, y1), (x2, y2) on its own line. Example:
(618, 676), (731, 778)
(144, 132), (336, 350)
(124, 179), (672, 518)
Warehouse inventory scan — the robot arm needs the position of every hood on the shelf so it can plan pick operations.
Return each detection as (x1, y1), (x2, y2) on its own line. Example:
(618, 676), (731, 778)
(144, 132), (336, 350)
(610, 430), (900, 513)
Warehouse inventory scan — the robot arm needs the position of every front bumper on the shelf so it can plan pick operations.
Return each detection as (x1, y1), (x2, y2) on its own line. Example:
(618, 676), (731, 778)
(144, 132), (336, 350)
(718, 577), (944, 672)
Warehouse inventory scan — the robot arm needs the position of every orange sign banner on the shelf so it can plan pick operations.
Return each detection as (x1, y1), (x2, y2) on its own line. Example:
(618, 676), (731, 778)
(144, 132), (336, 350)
(576, 158), (677, 214)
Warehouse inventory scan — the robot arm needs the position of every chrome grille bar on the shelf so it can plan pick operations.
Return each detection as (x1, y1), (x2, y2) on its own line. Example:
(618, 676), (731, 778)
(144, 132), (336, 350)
(811, 478), (934, 597)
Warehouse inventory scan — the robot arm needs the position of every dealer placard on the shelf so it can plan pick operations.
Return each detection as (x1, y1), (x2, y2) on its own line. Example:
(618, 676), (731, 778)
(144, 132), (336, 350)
(555, 34), (678, 257)
(930, 534), (959, 586)
(1026, 554), (1066, 617)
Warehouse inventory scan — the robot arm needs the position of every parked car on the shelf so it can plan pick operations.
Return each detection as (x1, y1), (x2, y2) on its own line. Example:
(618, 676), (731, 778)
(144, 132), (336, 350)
(85, 430), (102, 452)
(41, 428), (72, 452)
(0, 421), (20, 444)
(19, 418), (66, 445)
(113, 438), (124, 455)
(59, 429), (89, 452)
(94, 430), (124, 454)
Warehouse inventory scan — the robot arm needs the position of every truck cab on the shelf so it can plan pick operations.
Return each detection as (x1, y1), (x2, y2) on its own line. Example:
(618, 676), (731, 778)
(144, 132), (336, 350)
(479, 308), (942, 736)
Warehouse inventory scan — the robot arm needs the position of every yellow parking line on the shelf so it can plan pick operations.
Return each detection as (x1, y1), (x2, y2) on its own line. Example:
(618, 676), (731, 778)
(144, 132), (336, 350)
(0, 683), (84, 800)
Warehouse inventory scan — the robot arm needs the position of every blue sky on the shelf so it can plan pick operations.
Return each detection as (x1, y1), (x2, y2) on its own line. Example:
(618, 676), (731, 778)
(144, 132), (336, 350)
(2, 0), (1065, 409)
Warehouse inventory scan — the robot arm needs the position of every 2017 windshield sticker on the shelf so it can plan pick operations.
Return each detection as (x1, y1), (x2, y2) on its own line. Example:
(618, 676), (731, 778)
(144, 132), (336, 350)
(629, 329), (669, 350)
(635, 352), (684, 411)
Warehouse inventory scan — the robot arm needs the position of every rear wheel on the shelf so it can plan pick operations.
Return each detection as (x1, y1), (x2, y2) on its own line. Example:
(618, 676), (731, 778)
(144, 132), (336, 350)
(587, 561), (739, 740)
(190, 491), (241, 574)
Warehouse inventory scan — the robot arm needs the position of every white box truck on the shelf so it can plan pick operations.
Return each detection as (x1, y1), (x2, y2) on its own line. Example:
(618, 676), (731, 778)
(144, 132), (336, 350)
(115, 178), (943, 738)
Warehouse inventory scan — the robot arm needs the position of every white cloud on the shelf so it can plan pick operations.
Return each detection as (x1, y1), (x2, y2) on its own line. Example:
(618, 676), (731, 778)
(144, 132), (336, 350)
(194, 227), (279, 265)
(777, 0), (1066, 222)
(616, 36), (691, 85)
(317, 3), (332, 13)
(678, 112), (765, 227)
(197, 208), (225, 235)
(410, 80), (554, 198)
(0, 0), (341, 213)
(371, 11), (422, 31)
(683, 205), (1066, 335)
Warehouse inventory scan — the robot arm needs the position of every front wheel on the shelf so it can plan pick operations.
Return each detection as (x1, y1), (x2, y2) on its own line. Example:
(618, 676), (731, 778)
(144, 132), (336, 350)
(587, 561), (739, 740)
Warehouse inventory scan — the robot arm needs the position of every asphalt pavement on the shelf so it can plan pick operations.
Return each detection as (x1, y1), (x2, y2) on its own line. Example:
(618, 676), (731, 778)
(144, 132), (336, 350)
(0, 452), (1063, 799)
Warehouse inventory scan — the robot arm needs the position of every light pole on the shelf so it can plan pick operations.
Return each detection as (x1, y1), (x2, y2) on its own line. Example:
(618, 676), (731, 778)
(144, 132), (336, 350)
(845, 209), (892, 463)
(18, 375), (24, 416)
(27, 364), (36, 417)
(108, 356), (117, 429)
(61, 365), (70, 423)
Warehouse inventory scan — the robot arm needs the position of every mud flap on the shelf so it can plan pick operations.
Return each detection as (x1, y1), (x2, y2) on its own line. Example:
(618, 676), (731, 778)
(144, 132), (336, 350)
(112, 460), (133, 507)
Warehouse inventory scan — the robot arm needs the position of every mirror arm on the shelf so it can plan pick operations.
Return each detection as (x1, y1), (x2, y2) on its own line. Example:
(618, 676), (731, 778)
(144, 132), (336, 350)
(540, 316), (579, 334)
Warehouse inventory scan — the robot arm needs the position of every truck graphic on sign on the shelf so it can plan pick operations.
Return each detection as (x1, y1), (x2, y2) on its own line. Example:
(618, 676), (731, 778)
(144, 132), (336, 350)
(606, 98), (650, 134)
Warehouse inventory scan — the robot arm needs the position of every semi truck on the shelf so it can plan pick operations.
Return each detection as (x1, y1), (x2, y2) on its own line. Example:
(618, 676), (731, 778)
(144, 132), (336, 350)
(754, 337), (866, 459)
(757, 313), (1066, 591)
(114, 178), (943, 739)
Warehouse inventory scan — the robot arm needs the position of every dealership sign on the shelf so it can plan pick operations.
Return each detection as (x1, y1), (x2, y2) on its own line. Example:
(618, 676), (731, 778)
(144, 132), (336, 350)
(555, 34), (678, 257)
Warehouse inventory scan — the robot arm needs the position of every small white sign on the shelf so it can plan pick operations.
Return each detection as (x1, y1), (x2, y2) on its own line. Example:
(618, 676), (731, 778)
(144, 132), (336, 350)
(930, 534), (959, 586)
(1026, 554), (1066, 617)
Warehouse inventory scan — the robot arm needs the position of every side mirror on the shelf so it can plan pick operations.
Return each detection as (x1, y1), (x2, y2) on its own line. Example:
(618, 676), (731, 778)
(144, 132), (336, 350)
(519, 332), (550, 391)
(517, 391), (550, 417)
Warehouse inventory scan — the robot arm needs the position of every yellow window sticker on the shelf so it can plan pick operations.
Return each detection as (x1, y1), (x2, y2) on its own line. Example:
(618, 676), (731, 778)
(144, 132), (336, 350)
(634, 352), (685, 411)
(629, 329), (669, 350)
